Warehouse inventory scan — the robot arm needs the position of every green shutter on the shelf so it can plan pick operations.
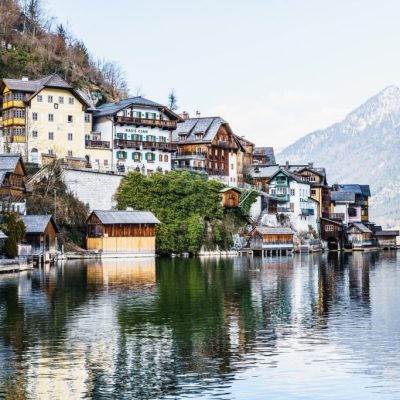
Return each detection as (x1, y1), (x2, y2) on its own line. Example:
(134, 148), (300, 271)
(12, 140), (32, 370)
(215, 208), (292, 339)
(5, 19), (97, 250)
(145, 112), (149, 119)
(146, 135), (149, 142)
(131, 134), (135, 140)
(139, 134), (143, 141)
(137, 111), (141, 118)
(152, 153), (156, 161)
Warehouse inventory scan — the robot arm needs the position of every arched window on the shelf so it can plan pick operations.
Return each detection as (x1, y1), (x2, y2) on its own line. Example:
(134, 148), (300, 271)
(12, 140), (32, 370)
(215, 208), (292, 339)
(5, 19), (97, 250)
(30, 148), (38, 164)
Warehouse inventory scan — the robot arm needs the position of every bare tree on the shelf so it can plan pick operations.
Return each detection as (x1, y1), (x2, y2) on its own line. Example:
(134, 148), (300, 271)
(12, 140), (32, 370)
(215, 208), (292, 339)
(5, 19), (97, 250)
(168, 89), (178, 111)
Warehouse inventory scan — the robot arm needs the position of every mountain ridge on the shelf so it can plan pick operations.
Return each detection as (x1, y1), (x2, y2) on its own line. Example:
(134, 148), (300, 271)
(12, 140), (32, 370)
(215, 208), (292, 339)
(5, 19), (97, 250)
(278, 86), (400, 228)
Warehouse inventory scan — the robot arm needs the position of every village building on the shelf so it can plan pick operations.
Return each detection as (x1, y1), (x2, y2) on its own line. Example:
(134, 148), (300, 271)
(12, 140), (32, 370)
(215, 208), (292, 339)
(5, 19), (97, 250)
(250, 226), (294, 256)
(373, 228), (399, 249)
(268, 169), (318, 233)
(234, 135), (254, 186)
(171, 116), (250, 186)
(346, 222), (375, 250)
(252, 147), (276, 165)
(250, 164), (279, 193)
(0, 74), (95, 165)
(319, 217), (345, 250)
(93, 97), (180, 175)
(0, 153), (28, 214)
(86, 210), (160, 257)
(20, 215), (59, 261)
(330, 184), (370, 225)
(219, 187), (241, 208)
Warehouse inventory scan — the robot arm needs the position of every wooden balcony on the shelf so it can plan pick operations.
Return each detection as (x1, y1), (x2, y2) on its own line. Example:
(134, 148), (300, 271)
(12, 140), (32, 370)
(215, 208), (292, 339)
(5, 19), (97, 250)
(114, 139), (176, 151)
(85, 140), (111, 149)
(322, 212), (345, 221)
(173, 152), (207, 160)
(216, 140), (237, 149)
(116, 116), (177, 130)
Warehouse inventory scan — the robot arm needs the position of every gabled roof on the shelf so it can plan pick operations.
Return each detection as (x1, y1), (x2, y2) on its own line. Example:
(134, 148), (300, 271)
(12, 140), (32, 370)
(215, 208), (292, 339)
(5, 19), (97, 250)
(95, 96), (180, 120)
(0, 230), (7, 239)
(269, 168), (309, 185)
(250, 164), (280, 178)
(375, 230), (399, 237)
(219, 187), (241, 194)
(88, 210), (160, 225)
(171, 116), (233, 143)
(0, 153), (24, 173)
(320, 217), (344, 226)
(21, 215), (59, 234)
(254, 226), (294, 235)
(253, 147), (276, 165)
(333, 184), (371, 197)
(347, 222), (372, 234)
(331, 191), (355, 203)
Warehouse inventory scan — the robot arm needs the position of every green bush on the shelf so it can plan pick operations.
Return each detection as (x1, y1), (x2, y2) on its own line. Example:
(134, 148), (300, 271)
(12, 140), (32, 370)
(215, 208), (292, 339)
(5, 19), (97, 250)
(1, 213), (25, 258)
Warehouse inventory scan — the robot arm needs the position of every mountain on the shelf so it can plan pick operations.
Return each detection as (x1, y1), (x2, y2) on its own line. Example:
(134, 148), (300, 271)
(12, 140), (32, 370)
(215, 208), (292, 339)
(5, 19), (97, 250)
(278, 86), (400, 228)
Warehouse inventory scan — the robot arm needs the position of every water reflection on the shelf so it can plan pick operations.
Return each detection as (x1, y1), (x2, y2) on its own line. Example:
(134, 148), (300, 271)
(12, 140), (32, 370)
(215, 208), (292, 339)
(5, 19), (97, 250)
(0, 253), (399, 399)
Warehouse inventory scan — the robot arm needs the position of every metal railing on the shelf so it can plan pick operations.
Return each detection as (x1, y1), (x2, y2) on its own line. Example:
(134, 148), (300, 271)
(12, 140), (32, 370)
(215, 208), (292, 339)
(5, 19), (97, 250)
(116, 116), (177, 129)
(85, 140), (111, 149)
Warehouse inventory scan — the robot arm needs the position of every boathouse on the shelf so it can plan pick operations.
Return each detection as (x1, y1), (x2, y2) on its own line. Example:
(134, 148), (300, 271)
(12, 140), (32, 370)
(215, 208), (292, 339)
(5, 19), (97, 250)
(346, 222), (375, 249)
(320, 217), (345, 250)
(21, 215), (59, 261)
(219, 187), (241, 208)
(86, 210), (160, 256)
(374, 229), (399, 249)
(250, 226), (294, 256)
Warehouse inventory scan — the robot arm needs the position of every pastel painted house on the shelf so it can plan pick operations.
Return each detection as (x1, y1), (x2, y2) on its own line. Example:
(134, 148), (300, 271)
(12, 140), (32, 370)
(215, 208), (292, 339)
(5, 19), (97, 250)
(86, 210), (160, 257)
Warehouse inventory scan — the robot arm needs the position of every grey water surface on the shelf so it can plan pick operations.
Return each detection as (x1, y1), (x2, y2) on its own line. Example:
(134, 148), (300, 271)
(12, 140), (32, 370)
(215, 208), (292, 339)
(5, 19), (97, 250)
(0, 252), (399, 399)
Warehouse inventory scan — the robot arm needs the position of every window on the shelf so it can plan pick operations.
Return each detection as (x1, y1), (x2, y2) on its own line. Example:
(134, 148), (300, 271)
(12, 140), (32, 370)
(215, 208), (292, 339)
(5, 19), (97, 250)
(32, 112), (38, 121)
(85, 113), (91, 123)
(146, 152), (155, 162)
(14, 109), (24, 118)
(68, 151), (73, 157)
(311, 189), (316, 196)
(48, 149), (54, 155)
(164, 155), (168, 162)
(290, 189), (295, 196)
(69, 97), (74, 105)
(59, 96), (64, 104)
(32, 130), (38, 138)
(133, 152), (141, 161)
(231, 163), (234, 170)
(37, 95), (43, 102)
(48, 132), (54, 140)
(68, 133), (73, 141)
(159, 154), (163, 162)
(117, 151), (127, 160)
(67, 115), (73, 123)
(48, 114), (54, 122)
(270, 189), (276, 195)
(326, 225), (334, 232)
(48, 95), (53, 103)
(104, 160), (109, 166)
(14, 92), (24, 100)
(348, 208), (357, 217)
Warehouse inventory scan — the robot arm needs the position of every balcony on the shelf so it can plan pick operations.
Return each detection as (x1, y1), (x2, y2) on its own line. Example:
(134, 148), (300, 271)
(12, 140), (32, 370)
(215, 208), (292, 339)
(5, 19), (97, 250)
(116, 116), (177, 130)
(277, 206), (292, 213)
(322, 212), (345, 221)
(172, 151), (207, 160)
(114, 139), (176, 151)
(301, 208), (315, 216)
(271, 194), (290, 202)
(10, 135), (26, 143)
(216, 140), (237, 149)
(85, 140), (111, 149)
(172, 165), (227, 176)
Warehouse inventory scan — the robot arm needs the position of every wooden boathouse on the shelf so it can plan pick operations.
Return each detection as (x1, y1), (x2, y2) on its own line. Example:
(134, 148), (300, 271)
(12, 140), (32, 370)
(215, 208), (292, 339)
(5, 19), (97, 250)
(250, 226), (294, 256)
(86, 210), (160, 257)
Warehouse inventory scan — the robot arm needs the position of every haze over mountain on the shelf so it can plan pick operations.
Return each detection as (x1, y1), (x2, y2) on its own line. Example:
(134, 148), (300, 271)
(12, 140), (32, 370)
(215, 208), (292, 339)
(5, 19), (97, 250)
(278, 86), (400, 228)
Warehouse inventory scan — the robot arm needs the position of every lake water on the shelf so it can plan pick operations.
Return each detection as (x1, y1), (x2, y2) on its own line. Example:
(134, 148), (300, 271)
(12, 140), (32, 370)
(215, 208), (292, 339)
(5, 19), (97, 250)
(0, 252), (400, 399)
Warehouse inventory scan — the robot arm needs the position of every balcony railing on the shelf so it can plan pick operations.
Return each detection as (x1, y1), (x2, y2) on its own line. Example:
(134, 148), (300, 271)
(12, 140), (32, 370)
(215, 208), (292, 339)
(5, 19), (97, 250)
(85, 140), (111, 149)
(322, 212), (345, 221)
(173, 152), (207, 160)
(114, 139), (176, 151)
(172, 165), (227, 176)
(301, 208), (315, 216)
(116, 116), (177, 130)
(277, 206), (292, 213)
(216, 140), (237, 149)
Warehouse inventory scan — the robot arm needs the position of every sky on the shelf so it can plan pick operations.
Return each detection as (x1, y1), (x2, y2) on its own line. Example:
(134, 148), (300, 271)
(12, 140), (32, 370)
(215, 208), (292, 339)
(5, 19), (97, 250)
(46, 0), (400, 149)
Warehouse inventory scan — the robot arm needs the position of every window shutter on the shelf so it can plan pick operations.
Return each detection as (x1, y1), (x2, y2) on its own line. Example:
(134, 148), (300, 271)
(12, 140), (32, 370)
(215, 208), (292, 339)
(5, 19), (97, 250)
(145, 112), (149, 119)
(152, 153), (156, 161)
(131, 134), (135, 140)
(146, 135), (149, 142)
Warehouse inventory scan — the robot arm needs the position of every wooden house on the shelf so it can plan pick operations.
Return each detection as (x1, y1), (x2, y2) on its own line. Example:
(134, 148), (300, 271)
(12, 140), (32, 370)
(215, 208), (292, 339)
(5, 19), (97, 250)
(219, 187), (241, 208)
(346, 222), (375, 249)
(21, 215), (59, 261)
(250, 226), (294, 256)
(86, 210), (160, 257)
(252, 147), (276, 165)
(0, 153), (28, 214)
(320, 217), (345, 250)
(374, 230), (399, 249)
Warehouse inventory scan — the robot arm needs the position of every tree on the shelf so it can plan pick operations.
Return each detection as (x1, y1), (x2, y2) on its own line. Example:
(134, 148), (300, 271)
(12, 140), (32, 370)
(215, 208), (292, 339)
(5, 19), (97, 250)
(168, 89), (178, 111)
(1, 213), (25, 258)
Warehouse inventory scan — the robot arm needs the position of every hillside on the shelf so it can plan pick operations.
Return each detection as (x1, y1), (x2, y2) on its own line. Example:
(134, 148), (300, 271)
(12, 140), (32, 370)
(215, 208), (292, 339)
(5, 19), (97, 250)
(278, 86), (400, 228)
(0, 0), (128, 104)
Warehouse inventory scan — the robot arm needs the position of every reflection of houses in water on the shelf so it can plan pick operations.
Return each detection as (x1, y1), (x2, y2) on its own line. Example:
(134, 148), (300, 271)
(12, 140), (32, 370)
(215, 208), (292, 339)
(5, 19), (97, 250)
(86, 258), (156, 287)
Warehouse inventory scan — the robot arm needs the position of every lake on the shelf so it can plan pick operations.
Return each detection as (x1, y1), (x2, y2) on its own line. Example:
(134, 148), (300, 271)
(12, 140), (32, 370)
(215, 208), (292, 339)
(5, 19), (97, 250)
(0, 252), (399, 399)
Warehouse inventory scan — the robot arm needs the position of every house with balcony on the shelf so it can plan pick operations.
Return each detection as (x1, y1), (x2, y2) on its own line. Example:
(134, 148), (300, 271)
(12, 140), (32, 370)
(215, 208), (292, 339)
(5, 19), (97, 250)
(0, 74), (95, 165)
(171, 116), (246, 186)
(250, 226), (294, 256)
(93, 97), (180, 175)
(0, 153), (28, 214)
(268, 169), (318, 233)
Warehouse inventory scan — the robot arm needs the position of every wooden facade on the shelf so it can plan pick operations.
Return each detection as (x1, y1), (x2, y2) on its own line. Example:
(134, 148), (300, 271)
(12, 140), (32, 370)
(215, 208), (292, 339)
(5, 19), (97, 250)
(375, 231), (399, 249)
(220, 188), (240, 208)
(86, 210), (160, 256)
(346, 223), (374, 249)
(320, 218), (344, 250)
(250, 226), (294, 256)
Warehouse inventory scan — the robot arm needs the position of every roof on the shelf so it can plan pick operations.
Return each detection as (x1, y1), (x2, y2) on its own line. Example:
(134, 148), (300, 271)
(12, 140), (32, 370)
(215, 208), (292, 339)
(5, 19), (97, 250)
(254, 226), (294, 235)
(89, 210), (160, 225)
(375, 230), (399, 237)
(333, 184), (371, 197)
(171, 116), (233, 143)
(250, 165), (280, 178)
(95, 96), (180, 120)
(0, 153), (21, 172)
(320, 217), (344, 226)
(253, 147), (276, 165)
(21, 215), (59, 234)
(0, 230), (7, 239)
(331, 191), (355, 203)
(269, 168), (309, 184)
(347, 222), (372, 234)
(219, 187), (241, 194)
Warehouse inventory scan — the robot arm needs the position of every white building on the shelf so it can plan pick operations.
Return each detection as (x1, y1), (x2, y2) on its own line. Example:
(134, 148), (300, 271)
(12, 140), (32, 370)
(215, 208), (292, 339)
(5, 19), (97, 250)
(92, 97), (181, 175)
(268, 169), (318, 233)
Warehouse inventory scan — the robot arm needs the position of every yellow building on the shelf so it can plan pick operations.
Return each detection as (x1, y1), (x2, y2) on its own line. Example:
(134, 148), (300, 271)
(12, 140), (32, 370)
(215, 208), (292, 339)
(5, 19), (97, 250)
(0, 74), (111, 166)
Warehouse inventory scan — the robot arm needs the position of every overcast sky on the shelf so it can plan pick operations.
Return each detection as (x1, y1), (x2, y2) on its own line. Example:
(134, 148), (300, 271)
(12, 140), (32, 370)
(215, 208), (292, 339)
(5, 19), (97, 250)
(47, 0), (400, 149)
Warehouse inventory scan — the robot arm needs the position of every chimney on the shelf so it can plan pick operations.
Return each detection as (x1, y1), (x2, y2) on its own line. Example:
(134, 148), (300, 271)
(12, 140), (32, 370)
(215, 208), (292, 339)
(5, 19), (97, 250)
(196, 111), (201, 117)
(179, 111), (190, 120)
(308, 162), (314, 168)
(21, 76), (29, 81)
(285, 161), (289, 169)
